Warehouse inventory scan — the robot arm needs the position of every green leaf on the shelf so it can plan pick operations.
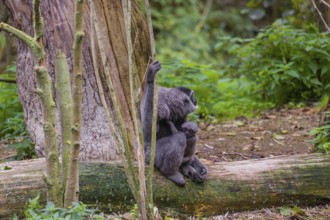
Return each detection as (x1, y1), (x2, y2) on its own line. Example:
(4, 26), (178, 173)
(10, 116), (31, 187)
(280, 207), (291, 216)
(304, 46), (313, 52)
(286, 70), (300, 79)
(310, 78), (322, 86)
(308, 62), (318, 74)
(310, 128), (321, 136)
(321, 65), (329, 77)
(292, 206), (306, 216)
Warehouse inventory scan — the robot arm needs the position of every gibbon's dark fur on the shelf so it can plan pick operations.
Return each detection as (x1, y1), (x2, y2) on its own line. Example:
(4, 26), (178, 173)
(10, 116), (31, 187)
(154, 120), (186, 186)
(141, 61), (208, 186)
(180, 121), (208, 183)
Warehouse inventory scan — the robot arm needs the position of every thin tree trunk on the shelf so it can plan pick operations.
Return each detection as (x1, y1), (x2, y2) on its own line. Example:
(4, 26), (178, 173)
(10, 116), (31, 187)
(1, 154), (330, 218)
(144, 0), (157, 218)
(64, 0), (84, 206)
(3, 0), (151, 161)
(55, 51), (73, 197)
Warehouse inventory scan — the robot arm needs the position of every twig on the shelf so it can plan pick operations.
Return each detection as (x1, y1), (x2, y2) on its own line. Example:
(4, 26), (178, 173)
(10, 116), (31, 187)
(144, 0), (156, 59)
(0, 153), (17, 161)
(222, 152), (249, 159)
(272, 138), (285, 146)
(310, 0), (330, 31)
(33, 0), (44, 40)
(0, 23), (43, 62)
(194, 0), (213, 33)
(0, 78), (16, 84)
(320, 0), (330, 8)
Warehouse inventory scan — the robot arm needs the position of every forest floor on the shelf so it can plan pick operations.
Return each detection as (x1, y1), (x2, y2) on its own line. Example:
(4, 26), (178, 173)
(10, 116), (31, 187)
(1, 107), (329, 219)
(196, 107), (330, 220)
(197, 107), (318, 163)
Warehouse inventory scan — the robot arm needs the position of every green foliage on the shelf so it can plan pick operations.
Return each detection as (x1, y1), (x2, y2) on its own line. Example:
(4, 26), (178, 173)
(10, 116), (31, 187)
(0, 65), (35, 159)
(151, 0), (255, 65)
(1, 112), (28, 138)
(279, 206), (306, 218)
(22, 195), (102, 220)
(219, 22), (330, 105)
(0, 32), (6, 55)
(158, 59), (274, 120)
(8, 138), (36, 160)
(1, 112), (36, 160)
(245, 0), (314, 28)
(129, 204), (139, 219)
(0, 65), (24, 136)
(287, 0), (314, 28)
(310, 111), (330, 154)
(24, 195), (43, 218)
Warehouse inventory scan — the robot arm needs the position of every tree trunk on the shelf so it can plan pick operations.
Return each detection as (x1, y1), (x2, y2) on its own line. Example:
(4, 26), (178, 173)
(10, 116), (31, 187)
(1, 154), (330, 218)
(316, 0), (330, 31)
(322, 0), (330, 26)
(3, 0), (151, 160)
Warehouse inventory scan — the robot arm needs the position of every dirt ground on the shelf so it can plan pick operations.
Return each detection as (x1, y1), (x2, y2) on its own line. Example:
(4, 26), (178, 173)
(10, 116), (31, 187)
(0, 140), (16, 161)
(211, 204), (330, 220)
(197, 107), (319, 162)
(195, 107), (330, 220)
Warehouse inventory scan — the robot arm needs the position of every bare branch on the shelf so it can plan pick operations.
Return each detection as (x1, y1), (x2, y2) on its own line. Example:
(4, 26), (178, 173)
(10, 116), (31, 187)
(320, 0), (330, 8)
(0, 22), (43, 62)
(0, 78), (16, 83)
(194, 0), (213, 33)
(33, 0), (44, 40)
(144, 0), (156, 59)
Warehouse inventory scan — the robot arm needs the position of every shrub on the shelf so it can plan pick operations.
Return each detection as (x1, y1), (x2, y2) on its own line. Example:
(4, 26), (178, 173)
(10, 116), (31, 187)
(0, 65), (24, 136)
(18, 195), (102, 220)
(0, 65), (35, 159)
(310, 110), (330, 154)
(158, 59), (274, 121)
(152, 0), (255, 65)
(219, 22), (330, 105)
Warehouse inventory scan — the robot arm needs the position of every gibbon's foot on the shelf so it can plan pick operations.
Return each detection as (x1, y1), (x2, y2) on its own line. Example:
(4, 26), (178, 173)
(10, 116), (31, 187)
(167, 172), (186, 186)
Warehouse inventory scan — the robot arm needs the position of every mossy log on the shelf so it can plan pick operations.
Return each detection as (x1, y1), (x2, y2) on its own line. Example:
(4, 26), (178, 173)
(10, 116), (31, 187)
(1, 154), (330, 218)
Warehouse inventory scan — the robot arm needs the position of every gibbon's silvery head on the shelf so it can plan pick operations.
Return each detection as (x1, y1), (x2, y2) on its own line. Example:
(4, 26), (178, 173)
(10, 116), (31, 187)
(166, 86), (197, 121)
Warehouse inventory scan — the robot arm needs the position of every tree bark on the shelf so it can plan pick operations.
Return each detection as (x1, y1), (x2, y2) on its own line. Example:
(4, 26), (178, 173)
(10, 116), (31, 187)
(316, 0), (330, 31)
(1, 154), (330, 218)
(3, 0), (151, 161)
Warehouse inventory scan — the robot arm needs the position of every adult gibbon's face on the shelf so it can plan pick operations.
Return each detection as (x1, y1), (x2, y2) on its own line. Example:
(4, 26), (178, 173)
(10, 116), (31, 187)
(167, 87), (197, 121)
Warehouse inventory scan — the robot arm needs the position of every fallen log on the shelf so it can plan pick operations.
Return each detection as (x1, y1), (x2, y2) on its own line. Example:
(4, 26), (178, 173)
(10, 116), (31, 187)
(1, 154), (330, 218)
